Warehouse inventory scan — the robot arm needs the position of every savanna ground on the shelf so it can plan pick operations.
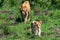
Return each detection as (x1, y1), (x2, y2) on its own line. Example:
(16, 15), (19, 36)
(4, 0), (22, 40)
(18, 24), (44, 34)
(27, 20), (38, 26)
(0, 0), (60, 40)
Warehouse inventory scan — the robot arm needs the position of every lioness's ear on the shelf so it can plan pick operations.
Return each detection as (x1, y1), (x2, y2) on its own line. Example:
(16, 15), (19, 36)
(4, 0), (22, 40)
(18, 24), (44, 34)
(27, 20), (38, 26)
(18, 6), (23, 10)
(18, 6), (21, 9)
(25, 1), (29, 3)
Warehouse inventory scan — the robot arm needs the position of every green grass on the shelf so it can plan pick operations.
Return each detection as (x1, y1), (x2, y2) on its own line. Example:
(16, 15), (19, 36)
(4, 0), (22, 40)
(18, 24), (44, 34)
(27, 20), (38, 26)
(0, 6), (60, 40)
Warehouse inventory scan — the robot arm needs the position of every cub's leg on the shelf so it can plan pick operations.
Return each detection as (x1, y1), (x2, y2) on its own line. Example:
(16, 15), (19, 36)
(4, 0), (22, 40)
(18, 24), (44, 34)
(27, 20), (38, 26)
(35, 30), (38, 35)
(38, 28), (41, 37)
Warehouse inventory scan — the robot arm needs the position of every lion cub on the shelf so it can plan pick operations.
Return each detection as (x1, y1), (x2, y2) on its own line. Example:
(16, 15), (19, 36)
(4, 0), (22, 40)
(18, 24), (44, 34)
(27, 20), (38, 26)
(31, 20), (42, 37)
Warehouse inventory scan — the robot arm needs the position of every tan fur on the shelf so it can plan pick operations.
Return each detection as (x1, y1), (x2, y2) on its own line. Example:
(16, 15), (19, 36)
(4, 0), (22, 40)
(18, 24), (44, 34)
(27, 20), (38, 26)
(19, 1), (30, 23)
(31, 20), (42, 37)
(20, 1), (30, 12)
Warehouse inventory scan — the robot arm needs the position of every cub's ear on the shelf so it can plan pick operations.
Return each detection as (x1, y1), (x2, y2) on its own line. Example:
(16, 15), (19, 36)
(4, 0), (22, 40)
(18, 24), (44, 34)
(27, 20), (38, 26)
(39, 21), (42, 24)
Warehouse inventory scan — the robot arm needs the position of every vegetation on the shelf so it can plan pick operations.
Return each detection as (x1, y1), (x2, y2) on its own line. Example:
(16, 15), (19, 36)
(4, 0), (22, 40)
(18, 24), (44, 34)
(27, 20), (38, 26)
(0, 0), (60, 40)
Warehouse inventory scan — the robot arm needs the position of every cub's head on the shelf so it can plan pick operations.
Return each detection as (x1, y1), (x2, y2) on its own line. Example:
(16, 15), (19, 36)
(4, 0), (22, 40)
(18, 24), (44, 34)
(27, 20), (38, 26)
(31, 20), (42, 28)
(34, 21), (42, 28)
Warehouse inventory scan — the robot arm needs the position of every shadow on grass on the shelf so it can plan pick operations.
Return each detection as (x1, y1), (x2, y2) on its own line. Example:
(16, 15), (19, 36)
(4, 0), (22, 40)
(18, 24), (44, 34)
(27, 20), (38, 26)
(15, 17), (22, 23)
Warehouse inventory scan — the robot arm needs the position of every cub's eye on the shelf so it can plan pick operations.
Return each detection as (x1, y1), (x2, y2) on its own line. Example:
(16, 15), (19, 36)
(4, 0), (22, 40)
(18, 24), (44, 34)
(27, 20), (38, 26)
(34, 22), (36, 24)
